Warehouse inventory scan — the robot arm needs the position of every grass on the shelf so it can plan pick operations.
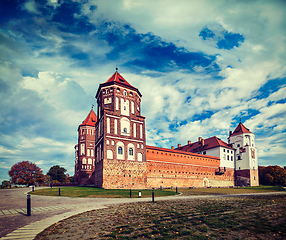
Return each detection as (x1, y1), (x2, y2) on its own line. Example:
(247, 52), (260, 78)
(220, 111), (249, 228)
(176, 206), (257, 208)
(178, 185), (285, 195)
(29, 185), (285, 198)
(30, 186), (179, 198)
(35, 194), (286, 240)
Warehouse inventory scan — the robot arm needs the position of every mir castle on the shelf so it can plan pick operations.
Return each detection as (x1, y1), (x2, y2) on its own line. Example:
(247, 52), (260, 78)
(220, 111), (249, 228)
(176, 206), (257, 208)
(74, 71), (259, 189)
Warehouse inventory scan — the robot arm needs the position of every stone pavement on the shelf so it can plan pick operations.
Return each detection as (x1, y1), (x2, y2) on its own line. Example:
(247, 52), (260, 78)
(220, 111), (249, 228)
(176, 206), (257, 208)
(0, 187), (285, 240)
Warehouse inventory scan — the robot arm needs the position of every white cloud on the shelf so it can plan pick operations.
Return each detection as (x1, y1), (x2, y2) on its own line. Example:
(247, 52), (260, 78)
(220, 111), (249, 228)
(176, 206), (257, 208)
(22, 0), (39, 14)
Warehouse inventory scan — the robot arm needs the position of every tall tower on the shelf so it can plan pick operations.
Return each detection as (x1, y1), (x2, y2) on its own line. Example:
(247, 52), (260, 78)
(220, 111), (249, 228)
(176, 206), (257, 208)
(94, 70), (147, 189)
(228, 122), (259, 186)
(74, 109), (97, 185)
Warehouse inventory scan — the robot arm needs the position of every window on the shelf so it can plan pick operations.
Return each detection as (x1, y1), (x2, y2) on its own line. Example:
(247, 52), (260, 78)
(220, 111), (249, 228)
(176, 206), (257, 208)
(106, 89), (109, 94)
(223, 149), (225, 152)
(120, 117), (130, 135)
(237, 156), (241, 160)
(227, 155), (229, 160)
(118, 147), (123, 155)
(203, 151), (206, 155)
(231, 156), (233, 161)
(80, 143), (85, 155)
(124, 90), (127, 96)
(117, 142), (124, 159)
(227, 150), (229, 153)
(127, 143), (135, 160)
(237, 144), (240, 147)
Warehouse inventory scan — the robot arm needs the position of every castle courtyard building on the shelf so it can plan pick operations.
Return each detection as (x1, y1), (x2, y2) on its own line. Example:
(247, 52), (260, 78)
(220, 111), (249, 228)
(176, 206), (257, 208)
(75, 71), (259, 188)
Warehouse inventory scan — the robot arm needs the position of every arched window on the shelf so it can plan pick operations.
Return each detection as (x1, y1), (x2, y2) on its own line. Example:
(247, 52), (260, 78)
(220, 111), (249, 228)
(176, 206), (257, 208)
(118, 147), (123, 155)
(117, 142), (124, 160)
(127, 143), (135, 160)
(129, 148), (133, 156)
(120, 117), (130, 135)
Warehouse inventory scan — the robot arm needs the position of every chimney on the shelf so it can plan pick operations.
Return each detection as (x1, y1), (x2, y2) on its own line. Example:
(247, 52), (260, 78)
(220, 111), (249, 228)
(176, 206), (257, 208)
(229, 131), (232, 137)
(178, 144), (181, 148)
(201, 138), (204, 146)
(198, 137), (202, 142)
(171, 146), (174, 150)
(188, 141), (191, 145)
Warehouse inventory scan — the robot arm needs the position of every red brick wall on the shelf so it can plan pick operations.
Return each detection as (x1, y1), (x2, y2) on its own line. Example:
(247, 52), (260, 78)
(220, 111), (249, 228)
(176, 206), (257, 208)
(146, 146), (235, 188)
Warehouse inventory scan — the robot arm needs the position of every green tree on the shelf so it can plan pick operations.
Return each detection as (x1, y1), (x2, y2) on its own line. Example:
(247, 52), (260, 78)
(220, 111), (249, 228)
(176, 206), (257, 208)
(8, 161), (45, 186)
(1, 180), (11, 189)
(47, 165), (68, 183)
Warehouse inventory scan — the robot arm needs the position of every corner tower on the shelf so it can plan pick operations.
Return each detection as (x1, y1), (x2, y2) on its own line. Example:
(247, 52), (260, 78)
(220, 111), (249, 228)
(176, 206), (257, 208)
(75, 109), (97, 185)
(228, 122), (259, 186)
(94, 70), (147, 189)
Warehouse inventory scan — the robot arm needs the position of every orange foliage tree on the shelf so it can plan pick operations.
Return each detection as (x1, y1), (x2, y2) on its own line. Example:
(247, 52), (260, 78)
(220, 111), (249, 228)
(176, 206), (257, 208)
(8, 161), (45, 186)
(259, 165), (286, 186)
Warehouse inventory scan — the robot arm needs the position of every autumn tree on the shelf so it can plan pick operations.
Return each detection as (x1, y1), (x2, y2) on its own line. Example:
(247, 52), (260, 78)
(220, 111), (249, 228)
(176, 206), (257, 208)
(47, 165), (69, 183)
(259, 165), (286, 186)
(8, 161), (45, 186)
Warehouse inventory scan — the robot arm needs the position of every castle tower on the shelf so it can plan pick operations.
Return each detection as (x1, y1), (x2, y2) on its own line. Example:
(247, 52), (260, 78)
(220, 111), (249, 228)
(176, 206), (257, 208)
(94, 70), (147, 189)
(74, 109), (97, 185)
(228, 122), (259, 186)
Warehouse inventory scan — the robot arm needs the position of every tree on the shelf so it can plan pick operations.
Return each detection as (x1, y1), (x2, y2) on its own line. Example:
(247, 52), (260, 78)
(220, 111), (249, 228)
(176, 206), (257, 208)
(259, 165), (286, 186)
(9, 161), (45, 186)
(1, 180), (11, 189)
(47, 165), (68, 183)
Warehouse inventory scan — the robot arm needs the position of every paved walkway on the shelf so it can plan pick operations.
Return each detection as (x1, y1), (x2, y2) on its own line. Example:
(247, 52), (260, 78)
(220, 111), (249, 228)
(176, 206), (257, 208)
(1, 187), (285, 240)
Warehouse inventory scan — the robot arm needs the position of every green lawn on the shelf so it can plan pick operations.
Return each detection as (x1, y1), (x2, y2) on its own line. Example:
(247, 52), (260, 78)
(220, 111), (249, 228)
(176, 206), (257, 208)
(179, 185), (285, 195)
(30, 186), (178, 198)
(29, 185), (284, 198)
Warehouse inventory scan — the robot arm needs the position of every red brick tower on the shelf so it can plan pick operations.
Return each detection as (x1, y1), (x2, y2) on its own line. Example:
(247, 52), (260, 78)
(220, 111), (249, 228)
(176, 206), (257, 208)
(74, 109), (97, 185)
(94, 70), (147, 189)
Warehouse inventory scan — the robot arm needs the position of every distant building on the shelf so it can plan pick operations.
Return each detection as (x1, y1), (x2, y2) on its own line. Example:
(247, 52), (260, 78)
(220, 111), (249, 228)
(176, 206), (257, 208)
(75, 71), (258, 188)
(74, 109), (97, 185)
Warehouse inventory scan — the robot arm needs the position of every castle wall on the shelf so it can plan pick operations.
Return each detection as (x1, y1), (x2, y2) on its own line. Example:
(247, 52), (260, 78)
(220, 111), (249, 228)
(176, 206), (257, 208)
(146, 146), (235, 188)
(235, 169), (259, 187)
(101, 159), (147, 189)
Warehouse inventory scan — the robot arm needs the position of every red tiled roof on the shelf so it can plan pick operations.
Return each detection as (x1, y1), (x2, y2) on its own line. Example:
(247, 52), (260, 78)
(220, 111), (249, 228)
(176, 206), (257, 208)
(230, 122), (252, 137)
(79, 109), (97, 127)
(176, 136), (233, 153)
(105, 71), (133, 88)
(146, 145), (219, 160)
(95, 71), (141, 99)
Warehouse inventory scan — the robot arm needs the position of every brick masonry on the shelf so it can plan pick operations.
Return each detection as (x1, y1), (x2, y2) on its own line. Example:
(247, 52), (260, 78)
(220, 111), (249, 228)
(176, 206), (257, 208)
(146, 146), (235, 188)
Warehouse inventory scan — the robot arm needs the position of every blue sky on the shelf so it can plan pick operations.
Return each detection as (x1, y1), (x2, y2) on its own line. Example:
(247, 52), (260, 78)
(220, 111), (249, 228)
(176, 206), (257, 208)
(0, 0), (285, 182)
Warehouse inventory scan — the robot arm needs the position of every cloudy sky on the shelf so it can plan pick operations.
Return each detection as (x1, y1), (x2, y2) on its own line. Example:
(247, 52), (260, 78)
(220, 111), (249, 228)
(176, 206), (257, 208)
(0, 0), (285, 182)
